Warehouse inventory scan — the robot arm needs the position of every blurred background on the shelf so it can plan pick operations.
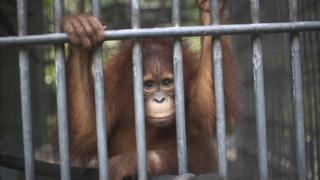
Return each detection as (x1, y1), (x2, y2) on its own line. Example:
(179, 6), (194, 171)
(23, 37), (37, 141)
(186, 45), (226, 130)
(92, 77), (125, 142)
(0, 0), (319, 179)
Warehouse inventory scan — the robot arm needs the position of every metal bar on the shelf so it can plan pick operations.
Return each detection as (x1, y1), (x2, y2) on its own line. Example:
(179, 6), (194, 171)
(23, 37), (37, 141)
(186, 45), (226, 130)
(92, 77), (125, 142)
(91, 0), (109, 180)
(1, 21), (320, 46)
(17, 0), (34, 179)
(54, 0), (71, 179)
(131, 0), (147, 180)
(92, 48), (108, 180)
(315, 1), (320, 177)
(210, 0), (227, 178)
(289, 0), (307, 179)
(19, 48), (34, 180)
(172, 0), (188, 174)
(250, 0), (268, 179)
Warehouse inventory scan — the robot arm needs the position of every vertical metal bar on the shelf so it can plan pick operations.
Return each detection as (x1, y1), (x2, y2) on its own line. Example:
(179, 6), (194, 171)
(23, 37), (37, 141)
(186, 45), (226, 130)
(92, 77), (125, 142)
(131, 0), (147, 180)
(172, 0), (188, 174)
(289, 0), (307, 179)
(53, 0), (70, 179)
(250, 0), (268, 179)
(210, 0), (227, 178)
(17, 0), (34, 179)
(315, 1), (320, 176)
(92, 0), (109, 180)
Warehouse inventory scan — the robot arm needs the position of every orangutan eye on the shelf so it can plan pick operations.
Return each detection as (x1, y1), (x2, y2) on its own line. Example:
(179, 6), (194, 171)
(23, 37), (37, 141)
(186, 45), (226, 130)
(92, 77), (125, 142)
(144, 80), (155, 89)
(162, 78), (173, 86)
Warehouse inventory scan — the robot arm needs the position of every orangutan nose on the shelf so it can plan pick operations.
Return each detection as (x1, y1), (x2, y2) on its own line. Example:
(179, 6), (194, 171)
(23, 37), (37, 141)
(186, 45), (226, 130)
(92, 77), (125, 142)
(153, 93), (166, 103)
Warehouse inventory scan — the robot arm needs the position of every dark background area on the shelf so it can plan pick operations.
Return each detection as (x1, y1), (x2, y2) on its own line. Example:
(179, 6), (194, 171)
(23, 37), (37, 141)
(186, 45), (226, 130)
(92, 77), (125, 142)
(0, 0), (319, 179)
(230, 0), (320, 179)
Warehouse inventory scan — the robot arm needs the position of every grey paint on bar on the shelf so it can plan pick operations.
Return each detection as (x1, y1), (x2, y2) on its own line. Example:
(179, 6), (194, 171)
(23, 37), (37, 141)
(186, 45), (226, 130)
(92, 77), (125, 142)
(54, 0), (71, 179)
(132, 41), (147, 180)
(289, 0), (307, 179)
(172, 0), (188, 174)
(92, 0), (109, 179)
(252, 36), (268, 180)
(92, 46), (109, 180)
(210, 0), (228, 178)
(55, 47), (71, 180)
(173, 39), (188, 174)
(213, 39), (227, 178)
(1, 22), (320, 46)
(290, 35), (307, 180)
(17, 0), (35, 179)
(250, 0), (269, 179)
(19, 49), (35, 180)
(131, 0), (148, 180)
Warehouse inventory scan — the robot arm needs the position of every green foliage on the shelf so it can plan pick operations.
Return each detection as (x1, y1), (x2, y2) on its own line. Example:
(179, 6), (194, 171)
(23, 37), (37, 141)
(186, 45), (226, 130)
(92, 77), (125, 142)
(44, 46), (57, 91)
(44, 0), (54, 32)
(185, 37), (201, 52)
(64, 0), (80, 14)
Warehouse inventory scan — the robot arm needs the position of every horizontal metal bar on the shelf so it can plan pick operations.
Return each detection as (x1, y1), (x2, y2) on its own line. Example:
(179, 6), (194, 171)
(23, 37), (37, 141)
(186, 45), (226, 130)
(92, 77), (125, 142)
(0, 21), (319, 46)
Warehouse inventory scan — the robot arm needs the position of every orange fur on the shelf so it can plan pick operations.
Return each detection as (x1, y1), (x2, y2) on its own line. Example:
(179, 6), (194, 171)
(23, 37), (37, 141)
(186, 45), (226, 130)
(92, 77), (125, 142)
(65, 37), (240, 178)
(63, 1), (241, 178)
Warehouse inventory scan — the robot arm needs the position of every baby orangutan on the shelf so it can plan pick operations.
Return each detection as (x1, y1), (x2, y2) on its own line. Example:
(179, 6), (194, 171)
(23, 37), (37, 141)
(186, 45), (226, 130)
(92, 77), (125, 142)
(63, 11), (239, 180)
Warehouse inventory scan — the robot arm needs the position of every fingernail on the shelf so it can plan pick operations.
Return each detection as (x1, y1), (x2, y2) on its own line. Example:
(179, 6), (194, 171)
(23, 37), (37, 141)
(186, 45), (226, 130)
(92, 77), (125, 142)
(102, 26), (108, 30)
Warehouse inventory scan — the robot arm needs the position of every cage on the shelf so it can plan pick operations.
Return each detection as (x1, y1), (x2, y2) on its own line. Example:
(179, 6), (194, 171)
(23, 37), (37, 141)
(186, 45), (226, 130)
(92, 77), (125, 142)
(0, 0), (319, 179)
